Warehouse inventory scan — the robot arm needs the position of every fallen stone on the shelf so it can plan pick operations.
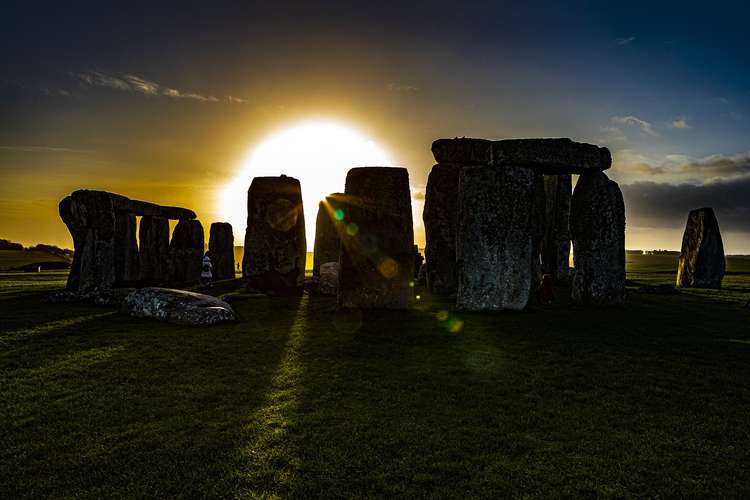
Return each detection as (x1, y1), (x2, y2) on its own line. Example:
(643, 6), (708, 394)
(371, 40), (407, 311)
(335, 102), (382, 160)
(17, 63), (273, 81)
(456, 165), (541, 311)
(242, 176), (306, 293)
(337, 167), (414, 309)
(208, 222), (235, 280)
(122, 287), (235, 325)
(423, 164), (461, 294)
(432, 138), (611, 174)
(169, 219), (205, 285)
(114, 212), (139, 285)
(317, 261), (340, 295)
(570, 171), (626, 306)
(676, 208), (725, 289)
(542, 174), (572, 282)
(138, 216), (170, 283)
(313, 197), (341, 276)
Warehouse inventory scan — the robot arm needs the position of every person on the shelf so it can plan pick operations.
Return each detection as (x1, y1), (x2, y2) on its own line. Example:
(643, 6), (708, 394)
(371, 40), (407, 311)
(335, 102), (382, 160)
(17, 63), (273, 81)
(538, 274), (555, 305)
(201, 252), (213, 287)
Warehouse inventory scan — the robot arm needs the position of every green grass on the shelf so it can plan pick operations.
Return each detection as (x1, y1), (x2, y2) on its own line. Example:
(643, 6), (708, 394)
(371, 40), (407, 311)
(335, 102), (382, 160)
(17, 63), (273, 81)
(1, 257), (749, 498)
(0, 249), (69, 270)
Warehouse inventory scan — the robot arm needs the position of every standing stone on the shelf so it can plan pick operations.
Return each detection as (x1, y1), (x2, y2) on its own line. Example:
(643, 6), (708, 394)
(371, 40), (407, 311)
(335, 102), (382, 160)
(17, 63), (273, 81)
(313, 197), (341, 276)
(114, 212), (139, 285)
(138, 216), (170, 284)
(456, 165), (540, 311)
(317, 261), (340, 295)
(209, 222), (235, 280)
(570, 171), (625, 306)
(242, 176), (306, 293)
(169, 219), (205, 286)
(423, 163), (462, 294)
(676, 208), (725, 288)
(58, 190), (116, 293)
(336, 167), (414, 309)
(542, 174), (572, 282)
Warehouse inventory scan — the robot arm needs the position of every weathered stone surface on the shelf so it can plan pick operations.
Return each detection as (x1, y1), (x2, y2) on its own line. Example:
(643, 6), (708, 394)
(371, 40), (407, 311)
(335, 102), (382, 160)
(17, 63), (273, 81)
(432, 138), (611, 174)
(542, 174), (572, 282)
(138, 216), (170, 283)
(318, 262), (340, 295)
(242, 176), (306, 293)
(423, 164), (461, 294)
(122, 287), (235, 325)
(114, 212), (139, 285)
(169, 219), (205, 285)
(570, 172), (625, 306)
(456, 165), (540, 311)
(109, 193), (196, 220)
(58, 190), (116, 293)
(336, 167), (414, 309)
(676, 208), (725, 289)
(313, 197), (341, 276)
(208, 222), (235, 280)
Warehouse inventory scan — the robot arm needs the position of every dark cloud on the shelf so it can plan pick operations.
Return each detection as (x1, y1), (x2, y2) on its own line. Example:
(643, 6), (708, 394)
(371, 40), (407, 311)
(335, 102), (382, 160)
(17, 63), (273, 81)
(621, 177), (750, 232)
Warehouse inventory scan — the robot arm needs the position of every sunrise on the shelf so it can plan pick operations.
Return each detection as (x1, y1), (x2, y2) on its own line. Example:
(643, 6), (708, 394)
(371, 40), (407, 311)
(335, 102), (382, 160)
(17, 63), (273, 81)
(1, 1), (749, 498)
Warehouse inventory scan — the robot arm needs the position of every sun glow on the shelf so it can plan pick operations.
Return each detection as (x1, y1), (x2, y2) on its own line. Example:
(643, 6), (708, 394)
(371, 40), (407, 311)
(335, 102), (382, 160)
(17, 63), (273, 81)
(221, 120), (390, 245)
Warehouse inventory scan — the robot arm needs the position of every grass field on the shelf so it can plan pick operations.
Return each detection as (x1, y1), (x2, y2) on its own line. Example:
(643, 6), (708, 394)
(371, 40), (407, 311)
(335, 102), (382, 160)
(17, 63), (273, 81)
(1, 257), (749, 497)
(0, 249), (70, 271)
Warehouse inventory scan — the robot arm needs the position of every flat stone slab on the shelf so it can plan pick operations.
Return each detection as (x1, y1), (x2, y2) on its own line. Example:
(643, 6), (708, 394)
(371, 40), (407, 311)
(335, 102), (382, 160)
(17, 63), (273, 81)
(432, 138), (611, 174)
(122, 287), (235, 325)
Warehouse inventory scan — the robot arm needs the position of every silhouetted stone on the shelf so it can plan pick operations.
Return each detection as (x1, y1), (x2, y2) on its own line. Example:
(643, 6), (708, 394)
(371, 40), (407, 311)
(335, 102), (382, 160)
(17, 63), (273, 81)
(209, 222), (235, 280)
(456, 165), (541, 311)
(313, 197), (341, 276)
(109, 194), (196, 220)
(336, 167), (414, 309)
(242, 176), (306, 293)
(413, 245), (423, 279)
(169, 219), (205, 285)
(432, 138), (611, 174)
(570, 171), (625, 306)
(542, 174), (572, 282)
(58, 190), (116, 293)
(114, 212), (139, 285)
(423, 163), (461, 294)
(123, 287), (235, 325)
(138, 216), (170, 283)
(676, 208), (725, 289)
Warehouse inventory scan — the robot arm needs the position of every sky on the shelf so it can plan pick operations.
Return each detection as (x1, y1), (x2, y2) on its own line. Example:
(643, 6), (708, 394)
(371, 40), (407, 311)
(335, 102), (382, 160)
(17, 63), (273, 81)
(1, 1), (749, 252)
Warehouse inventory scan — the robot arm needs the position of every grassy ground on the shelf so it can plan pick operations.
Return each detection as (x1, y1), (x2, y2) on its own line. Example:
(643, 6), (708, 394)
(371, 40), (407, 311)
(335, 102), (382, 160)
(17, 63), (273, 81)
(0, 249), (70, 270)
(1, 257), (749, 498)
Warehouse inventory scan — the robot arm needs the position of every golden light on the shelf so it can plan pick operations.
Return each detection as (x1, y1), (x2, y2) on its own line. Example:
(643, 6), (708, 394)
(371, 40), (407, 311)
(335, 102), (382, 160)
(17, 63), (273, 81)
(221, 120), (391, 245)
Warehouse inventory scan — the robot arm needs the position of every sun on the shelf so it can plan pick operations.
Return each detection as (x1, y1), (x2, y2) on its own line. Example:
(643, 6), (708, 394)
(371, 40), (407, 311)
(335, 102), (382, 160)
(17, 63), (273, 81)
(221, 120), (391, 245)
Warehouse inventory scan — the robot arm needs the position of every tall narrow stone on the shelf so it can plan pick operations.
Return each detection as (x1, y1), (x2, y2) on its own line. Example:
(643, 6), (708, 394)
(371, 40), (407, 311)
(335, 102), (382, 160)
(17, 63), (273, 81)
(58, 190), (116, 293)
(542, 174), (572, 282)
(138, 216), (170, 284)
(570, 171), (625, 306)
(242, 176), (306, 293)
(209, 222), (235, 280)
(313, 197), (341, 276)
(169, 219), (205, 286)
(423, 164), (462, 294)
(676, 208), (725, 288)
(114, 212), (139, 285)
(337, 167), (414, 309)
(456, 165), (540, 311)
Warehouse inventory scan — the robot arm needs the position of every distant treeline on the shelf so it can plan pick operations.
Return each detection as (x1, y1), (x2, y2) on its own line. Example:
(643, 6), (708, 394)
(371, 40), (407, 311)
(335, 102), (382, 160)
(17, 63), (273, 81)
(0, 238), (73, 260)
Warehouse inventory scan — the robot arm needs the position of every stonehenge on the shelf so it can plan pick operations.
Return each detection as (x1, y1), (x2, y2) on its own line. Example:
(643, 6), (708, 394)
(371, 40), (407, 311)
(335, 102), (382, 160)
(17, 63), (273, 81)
(313, 197), (341, 276)
(242, 175), (306, 293)
(676, 208), (725, 288)
(336, 167), (415, 309)
(169, 219), (205, 286)
(59, 189), (202, 294)
(209, 222), (235, 280)
(425, 137), (623, 309)
(570, 171), (626, 306)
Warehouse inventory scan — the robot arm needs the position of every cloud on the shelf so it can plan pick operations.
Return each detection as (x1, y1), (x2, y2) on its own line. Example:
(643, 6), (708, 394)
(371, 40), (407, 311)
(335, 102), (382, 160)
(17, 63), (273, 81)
(612, 150), (750, 184)
(0, 145), (84, 153)
(386, 82), (419, 93)
(722, 111), (743, 121)
(597, 125), (628, 146)
(670, 117), (691, 129)
(611, 115), (658, 136)
(621, 177), (750, 232)
(616, 36), (635, 46)
(71, 70), (241, 103)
